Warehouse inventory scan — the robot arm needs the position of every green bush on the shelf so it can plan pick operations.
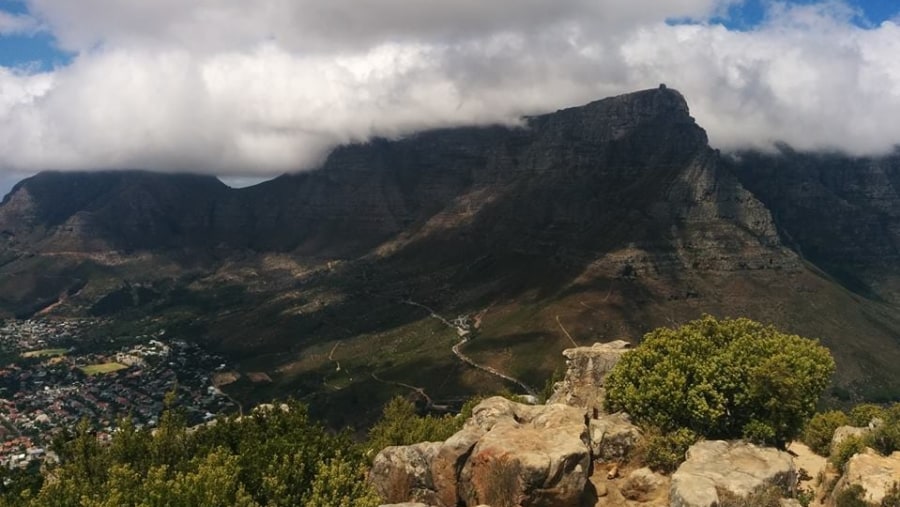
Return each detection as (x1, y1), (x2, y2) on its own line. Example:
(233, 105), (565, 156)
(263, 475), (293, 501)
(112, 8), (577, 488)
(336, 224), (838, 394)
(830, 434), (866, 470)
(849, 403), (886, 427)
(802, 410), (850, 456)
(796, 486), (815, 507)
(882, 482), (900, 507)
(835, 484), (868, 507)
(605, 316), (835, 447)
(717, 485), (783, 507)
(1, 400), (379, 507)
(367, 397), (465, 456)
(643, 428), (700, 473)
(868, 405), (900, 456)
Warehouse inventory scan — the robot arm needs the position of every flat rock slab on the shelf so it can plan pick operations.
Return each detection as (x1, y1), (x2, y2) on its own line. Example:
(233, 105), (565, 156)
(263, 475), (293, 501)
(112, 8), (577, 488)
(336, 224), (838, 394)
(831, 448), (900, 505)
(671, 440), (796, 507)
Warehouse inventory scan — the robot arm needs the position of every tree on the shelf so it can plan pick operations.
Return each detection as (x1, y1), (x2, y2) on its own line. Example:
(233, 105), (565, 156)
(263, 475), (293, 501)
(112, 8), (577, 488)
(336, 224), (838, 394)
(367, 397), (463, 456)
(605, 316), (835, 447)
(4, 399), (380, 506)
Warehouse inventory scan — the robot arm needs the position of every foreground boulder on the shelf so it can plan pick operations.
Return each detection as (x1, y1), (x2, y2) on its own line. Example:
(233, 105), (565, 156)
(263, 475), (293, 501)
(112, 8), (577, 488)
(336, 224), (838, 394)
(370, 442), (442, 504)
(548, 341), (631, 415)
(620, 467), (669, 504)
(589, 412), (642, 461)
(431, 427), (484, 507)
(670, 440), (796, 507)
(830, 448), (900, 505)
(458, 402), (591, 506)
(831, 425), (871, 449)
(457, 398), (592, 507)
(370, 397), (593, 507)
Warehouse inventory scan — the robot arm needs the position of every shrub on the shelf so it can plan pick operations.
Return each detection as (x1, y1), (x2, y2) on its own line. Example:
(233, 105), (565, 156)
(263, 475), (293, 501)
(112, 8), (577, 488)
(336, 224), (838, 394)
(868, 405), (900, 456)
(802, 410), (850, 456)
(3, 400), (379, 507)
(367, 397), (464, 456)
(882, 482), (900, 507)
(835, 484), (868, 507)
(717, 485), (783, 507)
(605, 316), (835, 447)
(849, 403), (886, 427)
(643, 428), (700, 473)
(796, 486), (815, 507)
(830, 434), (866, 470)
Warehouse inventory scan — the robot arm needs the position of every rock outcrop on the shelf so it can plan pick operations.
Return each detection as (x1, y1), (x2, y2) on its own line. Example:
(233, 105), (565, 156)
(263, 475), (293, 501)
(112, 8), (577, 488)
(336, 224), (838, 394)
(620, 467), (669, 504)
(831, 425), (871, 450)
(371, 397), (594, 507)
(458, 399), (591, 507)
(589, 411), (642, 461)
(548, 340), (631, 415)
(370, 442), (442, 505)
(830, 448), (900, 505)
(670, 440), (796, 507)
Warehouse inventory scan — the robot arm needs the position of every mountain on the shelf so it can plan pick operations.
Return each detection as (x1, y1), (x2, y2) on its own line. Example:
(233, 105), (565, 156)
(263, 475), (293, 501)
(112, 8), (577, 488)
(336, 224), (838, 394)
(3, 86), (900, 424)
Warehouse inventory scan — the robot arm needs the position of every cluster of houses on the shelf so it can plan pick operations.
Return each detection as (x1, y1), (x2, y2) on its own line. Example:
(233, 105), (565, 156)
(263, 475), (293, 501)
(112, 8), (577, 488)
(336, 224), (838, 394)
(0, 319), (238, 470)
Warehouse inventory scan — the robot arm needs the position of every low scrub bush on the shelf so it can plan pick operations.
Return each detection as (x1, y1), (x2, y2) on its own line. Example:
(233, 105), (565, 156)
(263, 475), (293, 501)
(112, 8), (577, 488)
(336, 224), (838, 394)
(643, 428), (700, 473)
(716, 485), (783, 507)
(830, 434), (866, 470)
(802, 410), (850, 456)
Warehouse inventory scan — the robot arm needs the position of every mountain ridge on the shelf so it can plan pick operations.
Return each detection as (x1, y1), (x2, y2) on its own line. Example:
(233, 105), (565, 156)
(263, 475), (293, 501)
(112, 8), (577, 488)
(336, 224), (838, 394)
(3, 86), (900, 422)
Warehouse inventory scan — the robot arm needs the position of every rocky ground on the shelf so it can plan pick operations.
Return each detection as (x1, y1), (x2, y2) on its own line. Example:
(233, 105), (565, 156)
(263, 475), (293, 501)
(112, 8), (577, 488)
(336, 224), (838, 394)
(370, 341), (896, 507)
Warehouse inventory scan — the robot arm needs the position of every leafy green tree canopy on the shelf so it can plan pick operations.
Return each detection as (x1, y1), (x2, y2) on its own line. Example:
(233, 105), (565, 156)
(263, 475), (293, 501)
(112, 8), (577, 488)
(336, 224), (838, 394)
(605, 315), (835, 446)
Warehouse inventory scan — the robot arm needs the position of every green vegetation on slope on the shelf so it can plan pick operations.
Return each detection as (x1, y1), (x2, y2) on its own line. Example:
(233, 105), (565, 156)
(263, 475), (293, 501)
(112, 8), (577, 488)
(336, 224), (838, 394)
(0, 395), (465, 507)
(802, 402), (900, 473)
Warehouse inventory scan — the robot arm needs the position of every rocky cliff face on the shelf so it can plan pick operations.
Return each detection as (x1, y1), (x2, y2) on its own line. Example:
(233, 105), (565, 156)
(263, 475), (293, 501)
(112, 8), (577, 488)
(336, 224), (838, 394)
(0, 86), (786, 266)
(0, 171), (231, 252)
(3, 87), (900, 411)
(730, 148), (900, 302)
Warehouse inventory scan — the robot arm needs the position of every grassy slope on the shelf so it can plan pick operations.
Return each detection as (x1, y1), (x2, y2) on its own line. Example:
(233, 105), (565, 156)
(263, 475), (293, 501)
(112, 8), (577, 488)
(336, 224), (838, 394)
(4, 247), (900, 428)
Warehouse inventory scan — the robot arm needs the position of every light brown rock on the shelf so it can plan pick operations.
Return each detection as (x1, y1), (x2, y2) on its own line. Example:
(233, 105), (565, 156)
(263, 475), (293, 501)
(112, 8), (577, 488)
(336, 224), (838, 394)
(831, 448), (900, 505)
(831, 425), (870, 449)
(590, 412), (642, 461)
(620, 467), (668, 503)
(458, 397), (592, 507)
(670, 440), (796, 507)
(370, 442), (442, 505)
(548, 341), (631, 415)
(431, 427), (484, 507)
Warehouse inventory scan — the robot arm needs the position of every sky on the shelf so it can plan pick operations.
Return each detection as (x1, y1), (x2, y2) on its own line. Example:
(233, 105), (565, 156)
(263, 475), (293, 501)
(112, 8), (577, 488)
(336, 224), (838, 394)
(1, 0), (900, 197)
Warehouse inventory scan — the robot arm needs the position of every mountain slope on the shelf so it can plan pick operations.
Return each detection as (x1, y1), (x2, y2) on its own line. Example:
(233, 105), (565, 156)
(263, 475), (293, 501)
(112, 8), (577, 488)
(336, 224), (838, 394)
(3, 86), (900, 423)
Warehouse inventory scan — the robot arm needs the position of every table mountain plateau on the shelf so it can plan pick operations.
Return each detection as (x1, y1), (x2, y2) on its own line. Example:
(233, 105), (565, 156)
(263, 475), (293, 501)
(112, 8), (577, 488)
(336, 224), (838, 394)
(2, 86), (900, 424)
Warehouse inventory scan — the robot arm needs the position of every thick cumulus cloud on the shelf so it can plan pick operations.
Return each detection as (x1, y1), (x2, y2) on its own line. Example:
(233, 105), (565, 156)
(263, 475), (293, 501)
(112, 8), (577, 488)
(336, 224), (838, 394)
(0, 0), (898, 177)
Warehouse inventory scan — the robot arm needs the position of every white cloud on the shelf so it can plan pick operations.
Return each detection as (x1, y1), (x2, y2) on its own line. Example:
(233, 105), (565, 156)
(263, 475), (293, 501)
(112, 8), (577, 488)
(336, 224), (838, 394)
(0, 10), (39, 36)
(0, 0), (898, 177)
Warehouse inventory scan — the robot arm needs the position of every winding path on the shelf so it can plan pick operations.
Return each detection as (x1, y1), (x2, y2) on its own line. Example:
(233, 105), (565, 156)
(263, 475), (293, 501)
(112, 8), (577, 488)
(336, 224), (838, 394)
(402, 300), (538, 397)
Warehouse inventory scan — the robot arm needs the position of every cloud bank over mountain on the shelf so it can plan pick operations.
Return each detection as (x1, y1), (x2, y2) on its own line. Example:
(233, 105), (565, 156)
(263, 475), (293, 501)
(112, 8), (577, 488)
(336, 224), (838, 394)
(0, 0), (898, 177)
